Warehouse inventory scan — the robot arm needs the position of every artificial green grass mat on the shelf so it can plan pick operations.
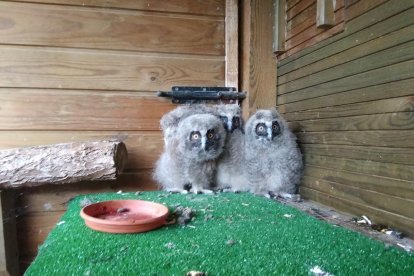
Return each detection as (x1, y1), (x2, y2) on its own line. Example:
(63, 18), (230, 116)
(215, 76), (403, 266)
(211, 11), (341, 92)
(25, 192), (413, 275)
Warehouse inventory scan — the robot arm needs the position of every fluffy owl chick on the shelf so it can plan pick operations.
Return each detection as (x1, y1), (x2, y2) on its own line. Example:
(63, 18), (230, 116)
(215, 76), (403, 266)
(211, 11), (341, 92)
(214, 104), (249, 192)
(160, 104), (215, 147)
(154, 114), (226, 194)
(244, 109), (303, 196)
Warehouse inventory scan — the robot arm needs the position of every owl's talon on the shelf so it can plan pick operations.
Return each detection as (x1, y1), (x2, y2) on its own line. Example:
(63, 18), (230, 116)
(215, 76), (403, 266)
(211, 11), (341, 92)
(201, 189), (214, 195)
(279, 193), (301, 202)
(183, 183), (192, 191)
(268, 191), (279, 199)
(166, 188), (185, 194)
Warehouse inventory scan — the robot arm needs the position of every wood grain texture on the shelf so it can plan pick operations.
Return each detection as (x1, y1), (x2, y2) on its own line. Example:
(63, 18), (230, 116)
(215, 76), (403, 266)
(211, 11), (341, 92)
(286, 0), (302, 11)
(15, 170), (158, 214)
(16, 212), (63, 258)
(278, 0), (414, 239)
(296, 130), (414, 148)
(279, 22), (344, 59)
(302, 175), (414, 219)
(278, 78), (414, 113)
(304, 165), (414, 200)
(225, 0), (238, 88)
(0, 2), (224, 55)
(0, 131), (164, 170)
(0, 140), (127, 188)
(300, 188), (414, 238)
(292, 111), (414, 132)
(0, 46), (225, 91)
(278, 0), (413, 66)
(16, 169), (158, 270)
(286, 0), (314, 21)
(0, 90), (176, 131)
(345, 0), (388, 21)
(279, 23), (414, 85)
(279, 8), (414, 75)
(0, 0), (228, 269)
(8, 0), (225, 16)
(0, 191), (19, 276)
(282, 96), (414, 121)
(273, 0), (287, 54)
(304, 154), (414, 182)
(286, 3), (316, 40)
(279, 60), (414, 105)
(240, 0), (252, 119)
(285, 7), (344, 50)
(301, 144), (414, 166)
(245, 0), (277, 113)
(316, 0), (335, 27)
(279, 40), (414, 94)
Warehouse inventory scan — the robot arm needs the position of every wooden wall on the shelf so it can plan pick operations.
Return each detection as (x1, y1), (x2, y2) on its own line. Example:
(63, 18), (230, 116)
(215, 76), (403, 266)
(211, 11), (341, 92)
(0, 0), (226, 271)
(277, 0), (414, 237)
(280, 0), (345, 58)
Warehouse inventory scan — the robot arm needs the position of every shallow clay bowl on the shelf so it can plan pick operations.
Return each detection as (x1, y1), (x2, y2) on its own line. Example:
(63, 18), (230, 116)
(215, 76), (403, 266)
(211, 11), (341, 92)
(80, 200), (169, 234)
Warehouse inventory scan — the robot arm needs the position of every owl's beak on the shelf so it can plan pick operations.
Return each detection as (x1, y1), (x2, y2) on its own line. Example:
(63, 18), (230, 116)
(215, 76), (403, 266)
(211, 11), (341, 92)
(227, 118), (232, 132)
(201, 136), (207, 150)
(267, 127), (273, 140)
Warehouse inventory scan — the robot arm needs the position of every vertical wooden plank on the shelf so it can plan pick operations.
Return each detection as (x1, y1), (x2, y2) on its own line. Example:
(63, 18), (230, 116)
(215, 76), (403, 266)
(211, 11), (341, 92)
(273, 0), (286, 54)
(240, 0), (252, 120)
(0, 191), (19, 276)
(225, 0), (239, 89)
(316, 0), (335, 28)
(249, 0), (277, 112)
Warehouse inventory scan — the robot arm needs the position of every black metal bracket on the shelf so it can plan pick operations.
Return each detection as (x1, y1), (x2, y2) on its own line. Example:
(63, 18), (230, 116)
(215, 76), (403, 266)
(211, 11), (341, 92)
(157, 86), (246, 104)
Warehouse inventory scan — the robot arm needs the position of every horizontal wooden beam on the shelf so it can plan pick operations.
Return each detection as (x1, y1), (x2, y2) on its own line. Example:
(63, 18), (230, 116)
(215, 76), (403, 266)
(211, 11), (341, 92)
(290, 111), (414, 132)
(304, 154), (414, 182)
(279, 23), (414, 84)
(302, 143), (414, 166)
(302, 175), (414, 219)
(282, 96), (414, 121)
(296, 130), (414, 148)
(301, 187), (414, 238)
(9, 0), (225, 16)
(0, 2), (224, 55)
(278, 60), (414, 104)
(278, 78), (414, 114)
(0, 90), (175, 131)
(304, 165), (414, 200)
(0, 46), (224, 91)
(0, 140), (127, 188)
(279, 40), (414, 95)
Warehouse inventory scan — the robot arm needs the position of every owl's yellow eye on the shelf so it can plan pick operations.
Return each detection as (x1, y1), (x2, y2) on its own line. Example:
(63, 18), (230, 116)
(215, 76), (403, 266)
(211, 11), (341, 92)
(258, 126), (264, 131)
(208, 133), (214, 139)
(272, 125), (277, 130)
(192, 133), (200, 140)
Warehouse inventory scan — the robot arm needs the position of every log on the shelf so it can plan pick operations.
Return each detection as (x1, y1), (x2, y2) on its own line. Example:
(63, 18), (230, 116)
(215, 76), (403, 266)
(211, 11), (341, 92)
(0, 140), (128, 189)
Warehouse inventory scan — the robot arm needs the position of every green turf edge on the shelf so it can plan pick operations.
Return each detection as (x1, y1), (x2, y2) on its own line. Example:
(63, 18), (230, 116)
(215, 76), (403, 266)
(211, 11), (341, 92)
(25, 192), (414, 276)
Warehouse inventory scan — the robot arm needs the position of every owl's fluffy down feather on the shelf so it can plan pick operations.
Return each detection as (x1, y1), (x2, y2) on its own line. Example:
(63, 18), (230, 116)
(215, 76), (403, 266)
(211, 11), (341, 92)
(244, 109), (303, 195)
(160, 104), (215, 147)
(214, 104), (249, 191)
(154, 113), (226, 193)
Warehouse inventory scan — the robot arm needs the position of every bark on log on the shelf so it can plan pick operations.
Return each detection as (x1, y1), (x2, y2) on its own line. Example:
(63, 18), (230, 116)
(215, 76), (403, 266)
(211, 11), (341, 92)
(0, 140), (128, 189)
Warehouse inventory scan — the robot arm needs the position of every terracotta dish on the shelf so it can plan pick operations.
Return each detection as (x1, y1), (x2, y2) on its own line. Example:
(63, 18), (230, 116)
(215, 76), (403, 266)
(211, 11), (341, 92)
(80, 200), (169, 234)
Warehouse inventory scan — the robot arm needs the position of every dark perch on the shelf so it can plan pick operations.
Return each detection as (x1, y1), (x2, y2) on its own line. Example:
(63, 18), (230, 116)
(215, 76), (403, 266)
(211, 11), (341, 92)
(0, 140), (128, 189)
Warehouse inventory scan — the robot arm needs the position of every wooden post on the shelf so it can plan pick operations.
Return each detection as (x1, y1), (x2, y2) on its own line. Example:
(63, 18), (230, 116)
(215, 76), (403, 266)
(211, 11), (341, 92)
(316, 0), (335, 28)
(273, 0), (286, 54)
(0, 190), (19, 276)
(0, 140), (127, 189)
(240, 0), (277, 114)
(225, 0), (239, 90)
